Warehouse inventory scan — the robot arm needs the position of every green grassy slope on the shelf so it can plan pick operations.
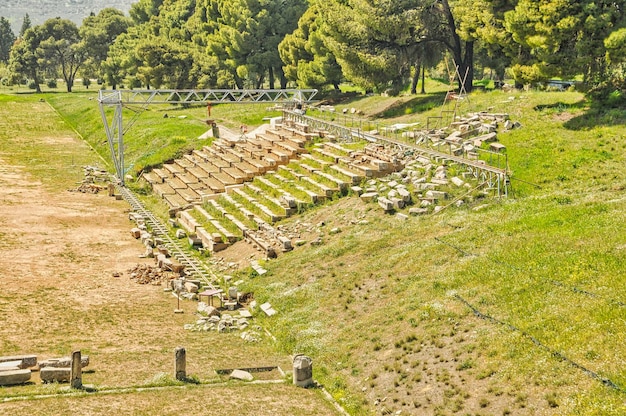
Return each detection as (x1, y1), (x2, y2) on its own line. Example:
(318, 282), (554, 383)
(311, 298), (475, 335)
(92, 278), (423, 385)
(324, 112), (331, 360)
(49, 88), (626, 415)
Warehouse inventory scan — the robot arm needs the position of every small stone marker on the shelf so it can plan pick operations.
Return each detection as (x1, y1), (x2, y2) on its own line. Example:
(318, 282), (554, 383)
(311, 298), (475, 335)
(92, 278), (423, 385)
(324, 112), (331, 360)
(175, 347), (186, 381)
(293, 354), (313, 388)
(70, 350), (82, 389)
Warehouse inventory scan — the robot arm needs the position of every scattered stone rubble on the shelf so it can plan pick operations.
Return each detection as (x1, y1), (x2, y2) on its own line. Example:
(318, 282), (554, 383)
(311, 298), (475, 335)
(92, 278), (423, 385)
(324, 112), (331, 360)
(183, 301), (263, 342)
(124, 263), (178, 285)
(409, 111), (518, 155)
(69, 166), (110, 194)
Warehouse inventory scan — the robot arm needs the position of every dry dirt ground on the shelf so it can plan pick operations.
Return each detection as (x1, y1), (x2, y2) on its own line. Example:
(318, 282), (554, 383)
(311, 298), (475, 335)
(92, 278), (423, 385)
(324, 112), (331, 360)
(0, 127), (337, 414)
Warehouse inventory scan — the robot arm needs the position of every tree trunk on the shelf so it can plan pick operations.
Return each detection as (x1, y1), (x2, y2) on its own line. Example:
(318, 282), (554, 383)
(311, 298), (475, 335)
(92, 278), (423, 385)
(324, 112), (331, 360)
(410, 62), (420, 95)
(268, 66), (275, 89)
(277, 66), (287, 89)
(440, 0), (473, 93)
(421, 66), (426, 94)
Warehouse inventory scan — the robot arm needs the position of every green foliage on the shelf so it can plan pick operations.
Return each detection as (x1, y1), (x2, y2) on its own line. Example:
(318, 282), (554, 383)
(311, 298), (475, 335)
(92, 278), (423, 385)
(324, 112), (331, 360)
(278, 4), (342, 90)
(503, 0), (626, 85)
(79, 8), (131, 83)
(0, 17), (15, 64)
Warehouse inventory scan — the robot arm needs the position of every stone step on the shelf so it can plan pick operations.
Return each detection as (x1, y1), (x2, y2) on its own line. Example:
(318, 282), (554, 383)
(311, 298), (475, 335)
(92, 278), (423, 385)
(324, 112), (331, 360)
(324, 142), (352, 155)
(223, 167), (247, 184)
(0, 369), (31, 386)
(177, 187), (201, 203)
(299, 162), (319, 174)
(315, 170), (349, 192)
(271, 174), (322, 204)
(329, 164), (363, 185)
(176, 172), (199, 186)
(300, 153), (332, 168)
(244, 184), (295, 216)
(194, 227), (227, 252)
(163, 163), (184, 176)
(273, 140), (301, 155)
(153, 183), (176, 197)
(165, 193), (188, 209)
(196, 161), (219, 175)
(200, 176), (226, 194)
(152, 168), (169, 182)
(267, 148), (290, 163)
(203, 145), (240, 165)
(168, 176), (188, 190)
(311, 146), (342, 163)
(213, 172), (238, 186)
(143, 171), (161, 184)
(178, 210), (202, 233)
(187, 166), (210, 180)
(175, 158), (194, 171)
(300, 176), (335, 198)
(195, 206), (239, 243)
(232, 188), (285, 223)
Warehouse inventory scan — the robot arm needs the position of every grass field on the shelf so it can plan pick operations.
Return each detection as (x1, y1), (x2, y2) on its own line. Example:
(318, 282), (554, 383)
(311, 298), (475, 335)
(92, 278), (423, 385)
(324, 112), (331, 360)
(3, 85), (626, 415)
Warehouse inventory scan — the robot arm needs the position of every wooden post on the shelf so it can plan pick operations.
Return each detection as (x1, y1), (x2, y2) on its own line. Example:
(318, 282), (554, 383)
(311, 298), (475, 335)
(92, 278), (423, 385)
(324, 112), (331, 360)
(70, 350), (82, 389)
(175, 347), (186, 381)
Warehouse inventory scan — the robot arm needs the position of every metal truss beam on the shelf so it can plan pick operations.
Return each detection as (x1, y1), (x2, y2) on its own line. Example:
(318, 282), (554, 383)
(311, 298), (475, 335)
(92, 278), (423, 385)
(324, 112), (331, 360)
(98, 88), (318, 105)
(97, 89), (318, 185)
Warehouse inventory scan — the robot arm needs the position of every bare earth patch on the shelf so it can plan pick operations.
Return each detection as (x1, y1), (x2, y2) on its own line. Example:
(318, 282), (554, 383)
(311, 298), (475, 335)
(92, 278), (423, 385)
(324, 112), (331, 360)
(0, 152), (335, 414)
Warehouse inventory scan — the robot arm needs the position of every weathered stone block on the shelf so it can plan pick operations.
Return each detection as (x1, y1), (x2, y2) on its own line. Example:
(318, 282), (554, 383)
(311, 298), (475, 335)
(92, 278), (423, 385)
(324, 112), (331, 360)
(40, 367), (71, 383)
(409, 207), (428, 216)
(360, 192), (378, 203)
(0, 355), (37, 369)
(0, 369), (31, 386)
(230, 369), (254, 381)
(39, 356), (89, 369)
(378, 197), (394, 212)
(451, 177), (465, 187)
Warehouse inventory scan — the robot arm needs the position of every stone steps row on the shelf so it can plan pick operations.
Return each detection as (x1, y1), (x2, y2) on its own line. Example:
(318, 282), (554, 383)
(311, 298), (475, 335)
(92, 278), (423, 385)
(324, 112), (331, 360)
(143, 125), (311, 209)
(159, 121), (416, 256)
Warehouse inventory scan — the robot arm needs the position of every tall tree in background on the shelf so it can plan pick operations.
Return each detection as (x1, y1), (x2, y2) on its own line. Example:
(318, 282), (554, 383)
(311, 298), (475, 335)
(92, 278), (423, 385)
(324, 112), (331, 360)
(102, 26), (145, 89)
(9, 25), (44, 92)
(502, 0), (626, 86)
(0, 17), (15, 63)
(129, 0), (165, 24)
(321, 0), (431, 93)
(278, 4), (342, 90)
(20, 13), (31, 37)
(208, 0), (307, 89)
(80, 8), (131, 83)
(39, 18), (87, 92)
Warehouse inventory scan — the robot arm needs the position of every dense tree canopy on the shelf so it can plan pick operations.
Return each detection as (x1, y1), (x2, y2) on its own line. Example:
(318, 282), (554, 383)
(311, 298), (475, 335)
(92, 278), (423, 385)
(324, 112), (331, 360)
(0, 17), (15, 63)
(278, 4), (342, 90)
(38, 18), (86, 92)
(80, 8), (132, 82)
(2, 0), (626, 101)
(9, 25), (45, 92)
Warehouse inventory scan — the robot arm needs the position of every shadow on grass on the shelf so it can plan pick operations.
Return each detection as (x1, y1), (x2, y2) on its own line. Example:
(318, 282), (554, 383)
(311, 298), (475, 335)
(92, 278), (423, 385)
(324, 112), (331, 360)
(535, 98), (626, 130)
(371, 93), (446, 119)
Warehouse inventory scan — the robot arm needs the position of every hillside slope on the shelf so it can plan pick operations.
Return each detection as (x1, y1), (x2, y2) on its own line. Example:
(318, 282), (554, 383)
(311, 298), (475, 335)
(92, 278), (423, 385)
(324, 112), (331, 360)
(54, 89), (626, 415)
(0, 0), (135, 32)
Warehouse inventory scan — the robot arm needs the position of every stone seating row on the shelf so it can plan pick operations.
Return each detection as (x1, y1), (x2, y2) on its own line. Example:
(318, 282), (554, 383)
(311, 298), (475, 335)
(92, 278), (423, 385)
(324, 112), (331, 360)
(144, 125), (311, 209)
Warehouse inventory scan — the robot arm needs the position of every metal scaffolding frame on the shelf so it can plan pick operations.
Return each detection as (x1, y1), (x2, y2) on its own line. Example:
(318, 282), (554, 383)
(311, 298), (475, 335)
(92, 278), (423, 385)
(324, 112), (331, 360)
(98, 89), (318, 185)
